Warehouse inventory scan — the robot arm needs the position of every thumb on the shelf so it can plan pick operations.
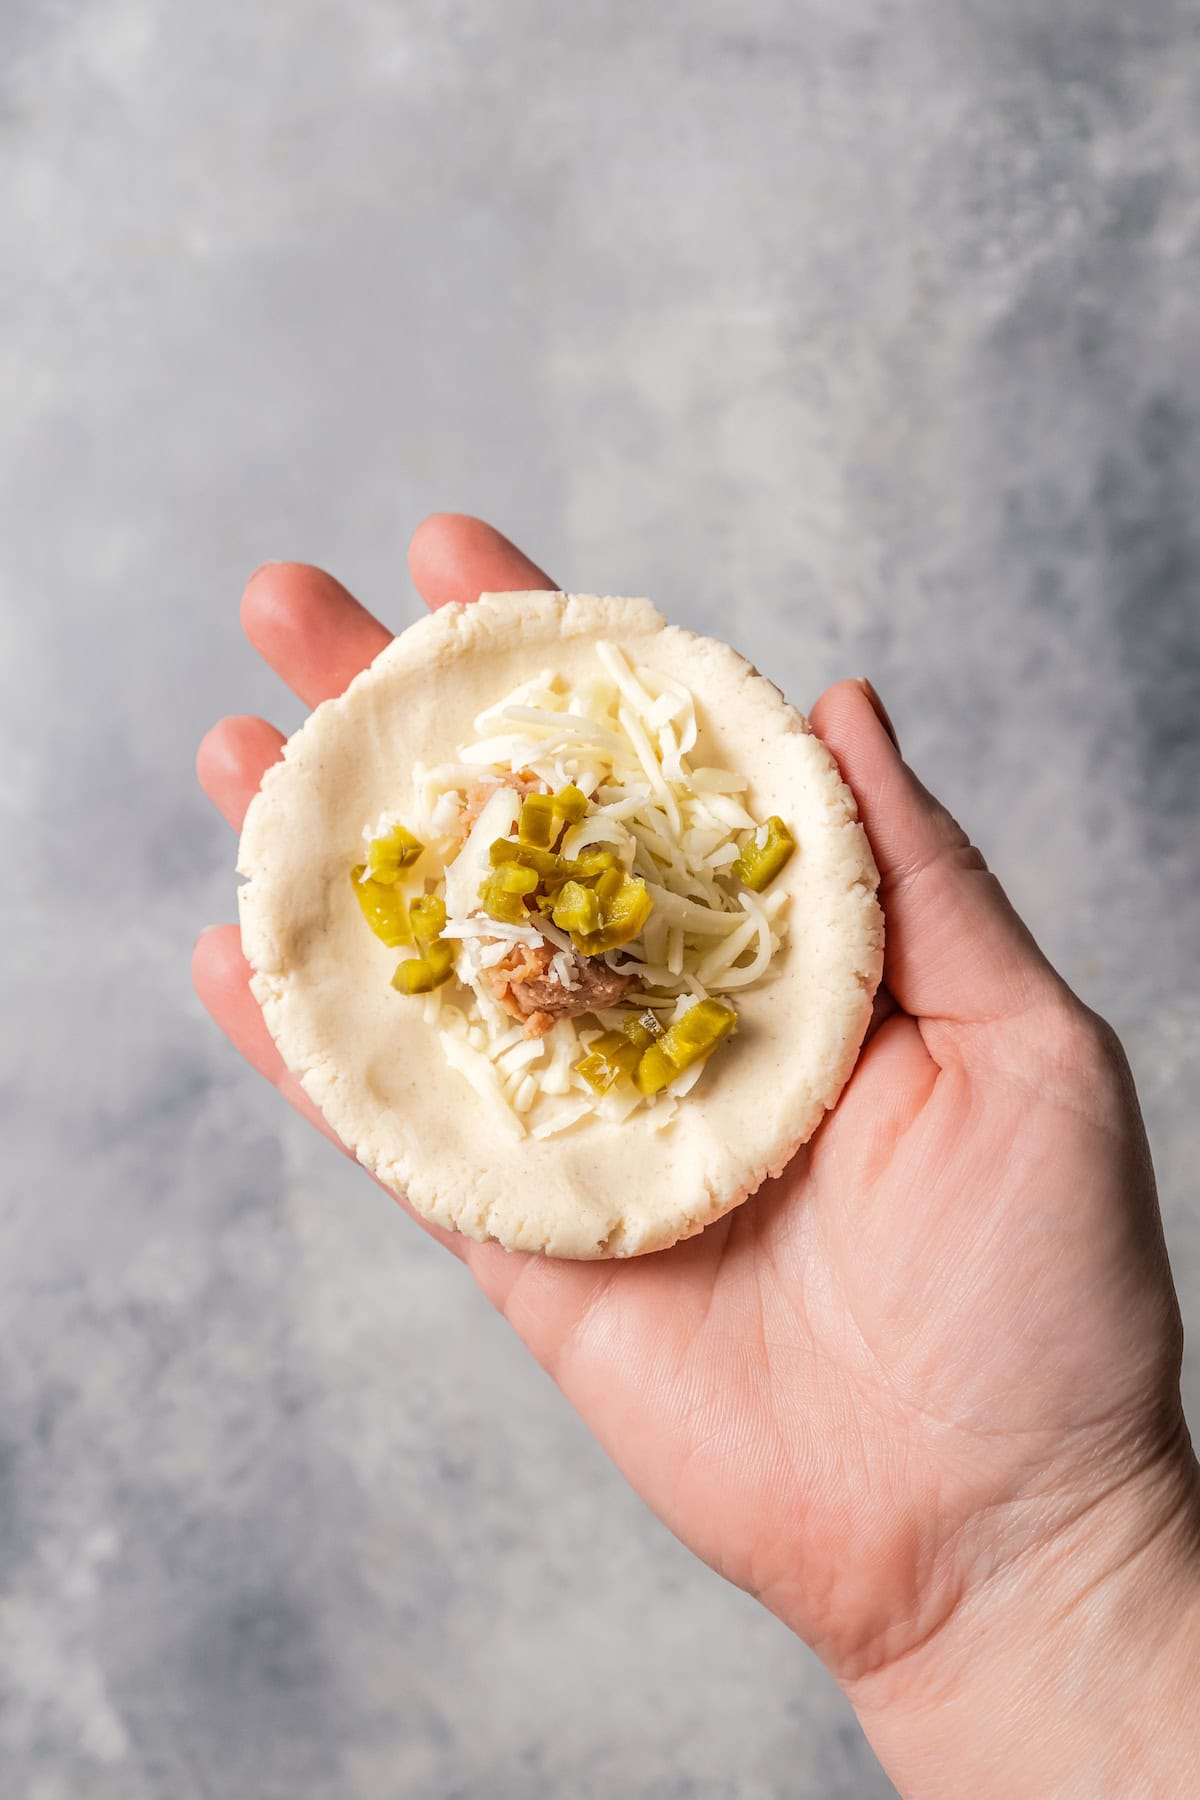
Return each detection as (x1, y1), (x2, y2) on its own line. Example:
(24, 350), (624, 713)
(809, 679), (1062, 1029)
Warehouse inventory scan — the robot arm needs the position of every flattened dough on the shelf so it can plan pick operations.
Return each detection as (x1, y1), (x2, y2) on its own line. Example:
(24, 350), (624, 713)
(237, 592), (883, 1257)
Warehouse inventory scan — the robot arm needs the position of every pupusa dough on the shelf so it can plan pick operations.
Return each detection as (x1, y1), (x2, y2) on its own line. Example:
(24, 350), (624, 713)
(237, 591), (884, 1258)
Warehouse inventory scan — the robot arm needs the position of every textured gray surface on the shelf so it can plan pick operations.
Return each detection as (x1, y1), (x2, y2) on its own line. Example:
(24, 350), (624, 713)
(3, 1), (1199, 1795)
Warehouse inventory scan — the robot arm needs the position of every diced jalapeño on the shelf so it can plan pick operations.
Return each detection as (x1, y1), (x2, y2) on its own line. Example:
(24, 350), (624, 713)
(478, 861), (539, 924)
(517, 792), (560, 850)
(575, 1031), (641, 1095)
(622, 1009), (664, 1051)
(366, 822), (424, 883)
(544, 848), (618, 891)
(550, 880), (603, 936)
(732, 817), (796, 891)
(409, 892), (447, 949)
(669, 998), (737, 1060)
(489, 838), (616, 885)
(389, 892), (454, 990)
(634, 999), (737, 1095)
(553, 784), (589, 826)
(631, 1043), (677, 1097)
(350, 866), (413, 947)
(392, 939), (455, 994)
(517, 785), (591, 852)
(571, 872), (653, 956)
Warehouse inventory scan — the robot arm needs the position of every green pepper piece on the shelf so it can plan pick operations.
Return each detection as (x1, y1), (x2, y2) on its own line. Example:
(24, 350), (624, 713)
(633, 999), (737, 1095)
(622, 1009), (664, 1051)
(517, 793), (560, 850)
(575, 1030), (641, 1095)
(478, 861), (539, 925)
(592, 866), (623, 910)
(489, 838), (560, 879)
(489, 838), (617, 885)
(550, 880), (603, 936)
(392, 939), (455, 994)
(542, 849), (617, 892)
(632, 1043), (679, 1097)
(366, 822), (424, 884)
(478, 883), (529, 926)
(496, 863), (540, 894)
(553, 784), (589, 826)
(574, 848), (617, 876)
(571, 873), (654, 956)
(732, 816), (796, 892)
(668, 998), (737, 1060)
(350, 865), (413, 947)
(517, 785), (591, 851)
(409, 892), (448, 950)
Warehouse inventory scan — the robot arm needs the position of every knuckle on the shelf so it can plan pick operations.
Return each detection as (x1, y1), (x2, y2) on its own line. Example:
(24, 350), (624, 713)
(1033, 993), (1130, 1086)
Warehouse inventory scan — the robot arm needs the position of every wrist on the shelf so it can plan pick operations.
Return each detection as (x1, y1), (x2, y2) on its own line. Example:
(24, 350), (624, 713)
(846, 1432), (1200, 1799)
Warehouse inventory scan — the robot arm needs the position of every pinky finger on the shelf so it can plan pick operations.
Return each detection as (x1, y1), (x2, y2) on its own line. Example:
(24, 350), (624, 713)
(192, 926), (470, 1260)
(197, 716), (286, 831)
(192, 928), (467, 1267)
(193, 924), (344, 1151)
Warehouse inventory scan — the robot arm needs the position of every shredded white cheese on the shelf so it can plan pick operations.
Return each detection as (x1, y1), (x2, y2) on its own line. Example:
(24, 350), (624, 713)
(360, 640), (794, 1138)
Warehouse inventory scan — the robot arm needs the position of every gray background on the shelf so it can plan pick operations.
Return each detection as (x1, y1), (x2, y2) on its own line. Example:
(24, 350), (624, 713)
(2, 1), (1199, 1795)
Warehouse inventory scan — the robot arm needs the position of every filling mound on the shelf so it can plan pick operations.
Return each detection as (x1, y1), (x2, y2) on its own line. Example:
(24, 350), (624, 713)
(350, 641), (795, 1138)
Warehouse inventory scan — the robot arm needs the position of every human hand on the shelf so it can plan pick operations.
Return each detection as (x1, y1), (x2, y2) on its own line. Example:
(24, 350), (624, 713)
(196, 517), (1200, 1797)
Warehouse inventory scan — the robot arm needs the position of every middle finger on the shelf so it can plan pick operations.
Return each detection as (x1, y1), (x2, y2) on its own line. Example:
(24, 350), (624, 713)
(241, 561), (393, 707)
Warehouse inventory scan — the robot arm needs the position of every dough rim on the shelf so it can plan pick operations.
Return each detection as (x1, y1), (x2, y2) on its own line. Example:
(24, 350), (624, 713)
(237, 591), (884, 1258)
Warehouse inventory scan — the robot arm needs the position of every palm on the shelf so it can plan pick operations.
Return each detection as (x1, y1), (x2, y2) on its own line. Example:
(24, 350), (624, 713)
(196, 518), (1180, 1689)
(478, 997), (1171, 1684)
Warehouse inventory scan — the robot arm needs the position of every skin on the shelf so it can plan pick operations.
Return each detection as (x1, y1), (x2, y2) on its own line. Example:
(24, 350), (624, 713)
(196, 516), (1200, 1795)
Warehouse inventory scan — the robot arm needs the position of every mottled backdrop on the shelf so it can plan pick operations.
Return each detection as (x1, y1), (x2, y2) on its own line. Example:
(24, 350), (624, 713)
(3, 2), (1199, 1796)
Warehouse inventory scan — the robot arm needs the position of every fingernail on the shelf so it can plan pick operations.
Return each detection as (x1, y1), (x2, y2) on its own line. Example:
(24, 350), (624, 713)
(247, 560), (284, 585)
(857, 678), (900, 752)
